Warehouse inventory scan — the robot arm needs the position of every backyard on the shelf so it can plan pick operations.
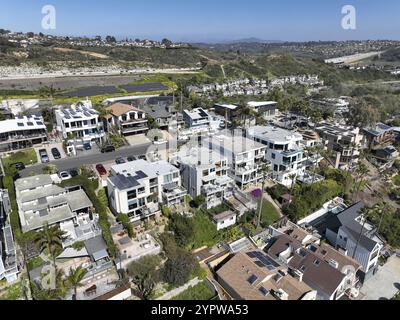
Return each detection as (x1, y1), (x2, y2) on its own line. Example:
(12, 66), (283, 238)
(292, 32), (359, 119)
(171, 281), (216, 300)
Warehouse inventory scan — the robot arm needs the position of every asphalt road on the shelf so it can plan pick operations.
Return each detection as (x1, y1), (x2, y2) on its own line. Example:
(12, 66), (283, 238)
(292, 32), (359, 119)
(20, 143), (152, 177)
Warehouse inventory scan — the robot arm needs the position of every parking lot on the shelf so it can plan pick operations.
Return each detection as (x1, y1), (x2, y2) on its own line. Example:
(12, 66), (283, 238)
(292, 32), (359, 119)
(360, 256), (400, 300)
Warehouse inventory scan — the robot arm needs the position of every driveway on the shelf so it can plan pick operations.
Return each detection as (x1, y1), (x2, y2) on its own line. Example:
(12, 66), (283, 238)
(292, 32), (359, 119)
(360, 256), (400, 300)
(125, 134), (151, 146)
(34, 142), (67, 162)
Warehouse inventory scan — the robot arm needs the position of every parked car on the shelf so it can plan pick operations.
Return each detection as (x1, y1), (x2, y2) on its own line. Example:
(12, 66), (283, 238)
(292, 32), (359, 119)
(69, 168), (80, 177)
(59, 171), (72, 181)
(96, 164), (107, 176)
(11, 162), (25, 170)
(83, 143), (92, 151)
(137, 154), (147, 160)
(101, 145), (115, 153)
(51, 148), (61, 160)
(39, 149), (50, 163)
(127, 155), (137, 162)
(115, 157), (126, 164)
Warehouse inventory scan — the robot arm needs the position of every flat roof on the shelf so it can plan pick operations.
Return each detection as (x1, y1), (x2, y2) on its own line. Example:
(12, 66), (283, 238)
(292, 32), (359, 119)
(0, 115), (46, 135)
(247, 101), (278, 108)
(206, 134), (266, 155)
(15, 174), (53, 192)
(213, 211), (236, 222)
(214, 103), (239, 110)
(247, 126), (303, 144)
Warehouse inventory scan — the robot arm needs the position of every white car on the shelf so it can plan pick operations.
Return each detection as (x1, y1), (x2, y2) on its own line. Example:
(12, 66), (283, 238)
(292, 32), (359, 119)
(59, 171), (72, 181)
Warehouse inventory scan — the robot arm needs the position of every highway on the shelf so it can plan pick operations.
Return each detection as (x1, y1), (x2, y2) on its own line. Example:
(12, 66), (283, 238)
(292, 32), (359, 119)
(20, 143), (152, 177)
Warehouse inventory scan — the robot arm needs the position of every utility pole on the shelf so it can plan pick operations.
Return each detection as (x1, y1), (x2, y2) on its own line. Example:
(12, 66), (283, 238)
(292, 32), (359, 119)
(257, 172), (266, 229)
(352, 212), (368, 260)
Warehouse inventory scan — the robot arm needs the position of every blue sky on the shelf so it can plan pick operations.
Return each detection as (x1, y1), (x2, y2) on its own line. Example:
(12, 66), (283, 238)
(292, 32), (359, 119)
(1, 0), (399, 42)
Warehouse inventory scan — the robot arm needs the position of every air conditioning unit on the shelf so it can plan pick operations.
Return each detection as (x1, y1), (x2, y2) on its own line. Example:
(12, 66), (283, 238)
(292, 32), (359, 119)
(274, 289), (289, 300)
(329, 259), (339, 269)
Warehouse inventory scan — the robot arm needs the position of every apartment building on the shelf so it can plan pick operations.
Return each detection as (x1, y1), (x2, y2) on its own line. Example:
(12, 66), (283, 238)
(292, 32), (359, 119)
(55, 100), (104, 140)
(183, 107), (211, 128)
(247, 126), (307, 187)
(267, 221), (361, 300)
(0, 115), (47, 152)
(15, 175), (94, 233)
(107, 160), (186, 222)
(172, 147), (235, 209)
(216, 250), (317, 300)
(315, 122), (363, 170)
(105, 103), (148, 136)
(205, 134), (267, 189)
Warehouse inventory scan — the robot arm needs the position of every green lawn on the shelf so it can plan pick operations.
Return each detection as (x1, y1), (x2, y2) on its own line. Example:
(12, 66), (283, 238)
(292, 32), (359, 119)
(2, 148), (38, 173)
(172, 282), (215, 300)
(0, 282), (22, 300)
(259, 200), (280, 227)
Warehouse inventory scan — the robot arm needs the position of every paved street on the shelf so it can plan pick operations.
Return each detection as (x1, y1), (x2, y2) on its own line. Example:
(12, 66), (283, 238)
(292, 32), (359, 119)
(20, 142), (152, 177)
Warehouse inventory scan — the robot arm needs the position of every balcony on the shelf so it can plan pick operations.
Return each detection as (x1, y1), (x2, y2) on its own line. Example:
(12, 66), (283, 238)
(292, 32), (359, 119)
(162, 183), (187, 205)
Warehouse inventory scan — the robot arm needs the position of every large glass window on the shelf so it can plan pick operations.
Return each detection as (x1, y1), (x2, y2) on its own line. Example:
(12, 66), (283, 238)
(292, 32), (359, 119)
(127, 190), (137, 200)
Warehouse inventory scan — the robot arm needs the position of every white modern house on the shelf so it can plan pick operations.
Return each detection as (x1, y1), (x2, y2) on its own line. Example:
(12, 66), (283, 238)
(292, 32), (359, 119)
(205, 134), (267, 189)
(315, 122), (363, 170)
(183, 108), (211, 128)
(0, 115), (47, 152)
(55, 100), (104, 141)
(247, 126), (307, 187)
(107, 160), (186, 222)
(172, 147), (235, 209)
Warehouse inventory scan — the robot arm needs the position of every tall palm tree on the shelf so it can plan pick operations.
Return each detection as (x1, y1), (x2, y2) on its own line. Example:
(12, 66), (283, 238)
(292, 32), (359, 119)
(375, 201), (391, 235)
(353, 162), (370, 201)
(35, 223), (66, 287)
(66, 266), (88, 300)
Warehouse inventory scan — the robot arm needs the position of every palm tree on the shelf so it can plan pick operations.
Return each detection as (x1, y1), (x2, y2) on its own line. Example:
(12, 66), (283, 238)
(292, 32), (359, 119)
(35, 223), (66, 287)
(66, 266), (88, 300)
(375, 201), (391, 235)
(353, 162), (370, 201)
(288, 173), (298, 203)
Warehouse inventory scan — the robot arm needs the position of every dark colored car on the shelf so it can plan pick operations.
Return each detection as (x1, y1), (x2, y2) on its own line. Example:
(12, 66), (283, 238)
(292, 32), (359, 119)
(83, 143), (92, 150)
(137, 154), (147, 160)
(51, 147), (61, 160)
(101, 145), (115, 153)
(11, 162), (25, 170)
(69, 168), (80, 177)
(96, 164), (107, 176)
(127, 155), (137, 162)
(115, 157), (126, 164)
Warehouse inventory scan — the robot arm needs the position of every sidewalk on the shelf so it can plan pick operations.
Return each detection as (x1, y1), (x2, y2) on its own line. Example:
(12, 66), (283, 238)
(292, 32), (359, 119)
(156, 277), (200, 300)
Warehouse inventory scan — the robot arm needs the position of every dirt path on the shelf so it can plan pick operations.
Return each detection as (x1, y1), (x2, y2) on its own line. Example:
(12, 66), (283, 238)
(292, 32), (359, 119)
(54, 47), (109, 59)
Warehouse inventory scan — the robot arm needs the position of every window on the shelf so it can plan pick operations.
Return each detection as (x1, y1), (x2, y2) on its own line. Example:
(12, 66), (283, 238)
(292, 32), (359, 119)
(313, 259), (321, 266)
(137, 187), (145, 195)
(271, 153), (276, 159)
(127, 190), (137, 200)
(173, 172), (179, 179)
(128, 203), (138, 210)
